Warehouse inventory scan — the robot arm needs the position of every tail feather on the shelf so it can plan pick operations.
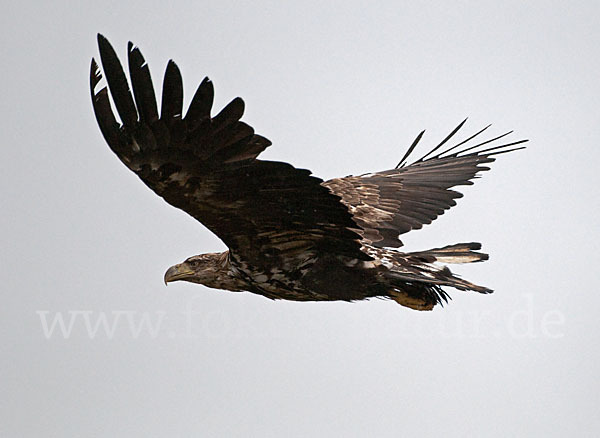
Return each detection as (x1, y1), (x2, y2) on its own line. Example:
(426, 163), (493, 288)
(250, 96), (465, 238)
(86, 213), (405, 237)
(407, 242), (489, 264)
(371, 243), (493, 311)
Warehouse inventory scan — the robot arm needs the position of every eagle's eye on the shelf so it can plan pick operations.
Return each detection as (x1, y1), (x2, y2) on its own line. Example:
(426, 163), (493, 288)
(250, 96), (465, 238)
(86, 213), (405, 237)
(187, 259), (200, 268)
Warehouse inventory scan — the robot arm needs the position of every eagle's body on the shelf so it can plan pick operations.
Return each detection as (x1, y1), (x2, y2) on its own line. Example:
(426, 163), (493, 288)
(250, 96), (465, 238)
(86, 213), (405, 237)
(91, 35), (525, 310)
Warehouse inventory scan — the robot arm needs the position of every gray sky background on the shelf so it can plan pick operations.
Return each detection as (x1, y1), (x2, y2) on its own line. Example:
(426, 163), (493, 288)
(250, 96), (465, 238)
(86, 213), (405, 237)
(2, 1), (599, 436)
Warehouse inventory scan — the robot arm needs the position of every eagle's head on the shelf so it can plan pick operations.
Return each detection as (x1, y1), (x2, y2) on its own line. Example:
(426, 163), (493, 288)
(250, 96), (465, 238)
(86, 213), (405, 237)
(163, 252), (246, 291)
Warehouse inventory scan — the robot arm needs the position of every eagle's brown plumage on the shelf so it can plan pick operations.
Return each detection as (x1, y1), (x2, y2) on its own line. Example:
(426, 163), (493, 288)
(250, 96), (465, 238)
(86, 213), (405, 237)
(90, 35), (526, 310)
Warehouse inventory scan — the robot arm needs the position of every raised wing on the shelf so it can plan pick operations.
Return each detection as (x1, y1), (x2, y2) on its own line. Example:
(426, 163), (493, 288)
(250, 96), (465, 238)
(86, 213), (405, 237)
(90, 35), (370, 271)
(323, 120), (527, 248)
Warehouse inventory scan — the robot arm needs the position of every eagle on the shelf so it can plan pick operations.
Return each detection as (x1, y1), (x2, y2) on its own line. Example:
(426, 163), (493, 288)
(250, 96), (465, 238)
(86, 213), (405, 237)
(90, 35), (526, 311)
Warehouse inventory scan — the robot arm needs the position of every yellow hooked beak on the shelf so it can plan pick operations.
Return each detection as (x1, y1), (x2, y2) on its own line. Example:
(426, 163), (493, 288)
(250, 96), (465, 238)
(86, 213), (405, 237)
(163, 263), (195, 285)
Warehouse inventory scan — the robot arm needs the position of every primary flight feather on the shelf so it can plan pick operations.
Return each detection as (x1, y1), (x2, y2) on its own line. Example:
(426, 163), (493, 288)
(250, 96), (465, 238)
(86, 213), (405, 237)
(90, 35), (526, 310)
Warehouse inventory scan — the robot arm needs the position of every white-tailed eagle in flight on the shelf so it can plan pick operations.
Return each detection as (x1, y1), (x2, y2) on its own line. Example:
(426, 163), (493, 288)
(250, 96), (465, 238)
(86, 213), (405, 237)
(90, 35), (526, 310)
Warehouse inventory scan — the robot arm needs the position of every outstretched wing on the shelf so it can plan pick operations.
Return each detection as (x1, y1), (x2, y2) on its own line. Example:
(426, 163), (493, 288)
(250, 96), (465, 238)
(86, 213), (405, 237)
(323, 120), (527, 248)
(90, 35), (370, 272)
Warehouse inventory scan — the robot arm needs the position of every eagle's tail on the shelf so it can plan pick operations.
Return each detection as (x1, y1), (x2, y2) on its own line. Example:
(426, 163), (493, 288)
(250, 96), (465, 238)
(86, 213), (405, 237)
(406, 242), (489, 264)
(381, 243), (492, 311)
